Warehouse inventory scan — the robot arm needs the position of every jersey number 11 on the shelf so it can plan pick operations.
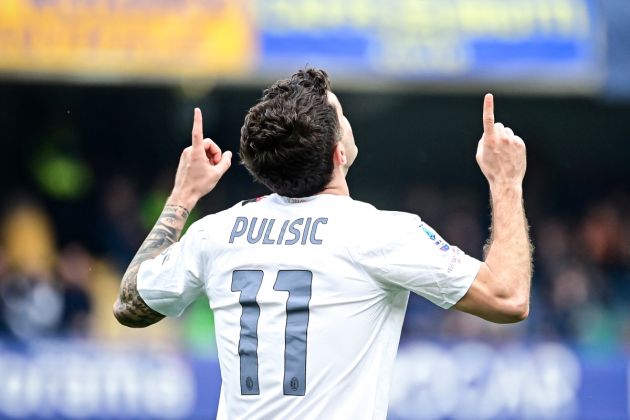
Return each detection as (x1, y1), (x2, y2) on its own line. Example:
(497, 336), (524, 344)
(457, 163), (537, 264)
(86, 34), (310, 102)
(231, 270), (312, 397)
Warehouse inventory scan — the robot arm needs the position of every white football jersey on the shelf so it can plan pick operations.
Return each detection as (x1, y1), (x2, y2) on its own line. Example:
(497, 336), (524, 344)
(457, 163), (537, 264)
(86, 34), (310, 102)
(137, 193), (481, 420)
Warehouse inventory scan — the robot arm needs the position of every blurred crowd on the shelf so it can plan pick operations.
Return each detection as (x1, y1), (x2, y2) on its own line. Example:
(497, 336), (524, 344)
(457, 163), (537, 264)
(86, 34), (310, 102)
(0, 179), (629, 352)
(0, 178), (217, 354)
(402, 185), (630, 351)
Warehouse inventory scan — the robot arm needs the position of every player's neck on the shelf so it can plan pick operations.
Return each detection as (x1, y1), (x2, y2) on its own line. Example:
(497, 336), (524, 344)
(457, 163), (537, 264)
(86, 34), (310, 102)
(319, 170), (350, 196)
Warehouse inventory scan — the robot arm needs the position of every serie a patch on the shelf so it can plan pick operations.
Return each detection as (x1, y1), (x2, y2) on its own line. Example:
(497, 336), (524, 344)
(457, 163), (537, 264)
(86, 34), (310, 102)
(419, 223), (450, 251)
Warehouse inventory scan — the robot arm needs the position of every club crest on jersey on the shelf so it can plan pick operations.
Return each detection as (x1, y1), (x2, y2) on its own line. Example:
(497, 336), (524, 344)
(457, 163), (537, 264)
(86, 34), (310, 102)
(420, 224), (450, 251)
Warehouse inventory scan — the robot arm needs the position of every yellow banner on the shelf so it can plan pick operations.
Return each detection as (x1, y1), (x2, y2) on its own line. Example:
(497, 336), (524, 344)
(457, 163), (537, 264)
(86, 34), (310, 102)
(0, 0), (255, 81)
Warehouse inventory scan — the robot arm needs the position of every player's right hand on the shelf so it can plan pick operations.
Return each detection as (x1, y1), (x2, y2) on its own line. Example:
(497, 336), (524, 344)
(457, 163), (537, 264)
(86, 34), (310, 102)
(169, 107), (232, 210)
(476, 94), (526, 188)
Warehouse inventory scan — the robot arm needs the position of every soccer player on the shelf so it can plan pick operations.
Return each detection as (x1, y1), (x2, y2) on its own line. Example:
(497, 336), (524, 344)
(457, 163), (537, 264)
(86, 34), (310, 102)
(114, 69), (531, 419)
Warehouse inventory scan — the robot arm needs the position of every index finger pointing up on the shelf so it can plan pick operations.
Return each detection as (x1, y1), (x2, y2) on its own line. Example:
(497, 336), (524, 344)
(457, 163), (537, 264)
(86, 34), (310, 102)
(483, 93), (495, 135)
(192, 107), (203, 148)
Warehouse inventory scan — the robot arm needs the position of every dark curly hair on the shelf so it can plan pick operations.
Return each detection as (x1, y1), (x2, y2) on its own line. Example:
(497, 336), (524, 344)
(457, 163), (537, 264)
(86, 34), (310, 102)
(239, 68), (341, 198)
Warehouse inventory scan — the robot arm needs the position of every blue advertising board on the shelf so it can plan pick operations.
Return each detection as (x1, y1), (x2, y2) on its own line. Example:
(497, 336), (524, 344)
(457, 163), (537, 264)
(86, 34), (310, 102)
(254, 0), (604, 88)
(0, 340), (626, 419)
(389, 341), (627, 419)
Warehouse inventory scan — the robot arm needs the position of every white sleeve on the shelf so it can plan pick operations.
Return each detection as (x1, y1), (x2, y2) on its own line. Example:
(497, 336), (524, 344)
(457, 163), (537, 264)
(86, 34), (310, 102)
(136, 221), (207, 317)
(358, 212), (482, 309)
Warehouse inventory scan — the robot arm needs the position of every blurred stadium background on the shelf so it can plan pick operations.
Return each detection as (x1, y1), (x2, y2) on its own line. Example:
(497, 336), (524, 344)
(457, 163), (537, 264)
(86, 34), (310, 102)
(0, 0), (629, 418)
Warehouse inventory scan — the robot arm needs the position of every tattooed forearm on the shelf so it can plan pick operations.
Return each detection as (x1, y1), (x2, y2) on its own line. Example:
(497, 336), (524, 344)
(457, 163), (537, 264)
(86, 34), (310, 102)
(113, 204), (190, 328)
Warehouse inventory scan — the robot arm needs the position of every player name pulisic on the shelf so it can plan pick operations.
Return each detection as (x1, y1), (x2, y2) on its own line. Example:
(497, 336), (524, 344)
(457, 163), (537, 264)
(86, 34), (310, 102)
(229, 216), (328, 245)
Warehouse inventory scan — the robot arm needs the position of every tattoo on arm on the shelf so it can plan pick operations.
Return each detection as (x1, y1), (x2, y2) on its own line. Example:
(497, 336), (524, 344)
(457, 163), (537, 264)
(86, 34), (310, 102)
(113, 204), (190, 328)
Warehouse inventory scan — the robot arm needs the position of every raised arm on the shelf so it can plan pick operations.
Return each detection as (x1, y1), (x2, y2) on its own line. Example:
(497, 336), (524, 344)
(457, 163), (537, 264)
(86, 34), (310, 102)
(113, 108), (232, 328)
(454, 94), (532, 323)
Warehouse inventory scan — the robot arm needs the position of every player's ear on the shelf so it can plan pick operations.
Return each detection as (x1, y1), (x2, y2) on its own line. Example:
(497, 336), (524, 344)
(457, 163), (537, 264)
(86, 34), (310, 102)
(332, 142), (347, 166)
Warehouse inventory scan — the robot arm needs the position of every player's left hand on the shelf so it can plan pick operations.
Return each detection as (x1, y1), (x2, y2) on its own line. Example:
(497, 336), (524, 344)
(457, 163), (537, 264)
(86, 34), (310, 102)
(476, 94), (526, 190)
(169, 108), (232, 210)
